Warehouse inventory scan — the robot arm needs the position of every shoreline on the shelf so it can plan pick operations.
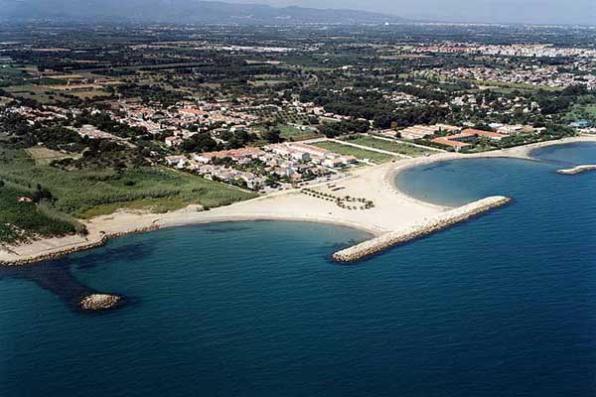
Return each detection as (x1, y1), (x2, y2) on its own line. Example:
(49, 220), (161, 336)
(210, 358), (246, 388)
(2, 135), (595, 267)
(333, 196), (511, 262)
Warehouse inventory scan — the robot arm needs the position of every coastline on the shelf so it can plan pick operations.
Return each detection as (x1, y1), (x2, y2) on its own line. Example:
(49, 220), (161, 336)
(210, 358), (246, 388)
(2, 135), (595, 266)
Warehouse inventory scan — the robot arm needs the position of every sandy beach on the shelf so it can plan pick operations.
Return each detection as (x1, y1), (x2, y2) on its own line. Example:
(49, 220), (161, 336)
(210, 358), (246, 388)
(2, 135), (595, 266)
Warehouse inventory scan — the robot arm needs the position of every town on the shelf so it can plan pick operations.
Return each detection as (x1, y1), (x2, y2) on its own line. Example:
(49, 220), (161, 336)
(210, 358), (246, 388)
(0, 22), (594, 242)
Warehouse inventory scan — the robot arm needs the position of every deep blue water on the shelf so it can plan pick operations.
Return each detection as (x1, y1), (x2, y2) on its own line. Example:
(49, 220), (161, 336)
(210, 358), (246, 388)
(1, 142), (596, 397)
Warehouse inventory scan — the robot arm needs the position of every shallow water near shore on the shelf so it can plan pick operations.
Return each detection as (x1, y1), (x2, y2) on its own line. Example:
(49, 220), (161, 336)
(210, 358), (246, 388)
(1, 143), (596, 396)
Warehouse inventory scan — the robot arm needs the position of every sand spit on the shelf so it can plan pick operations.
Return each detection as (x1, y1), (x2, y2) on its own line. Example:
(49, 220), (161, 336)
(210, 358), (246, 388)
(332, 196), (511, 263)
(557, 165), (596, 175)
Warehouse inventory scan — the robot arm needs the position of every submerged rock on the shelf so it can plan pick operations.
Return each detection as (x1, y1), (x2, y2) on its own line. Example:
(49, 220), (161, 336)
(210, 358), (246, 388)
(79, 293), (122, 311)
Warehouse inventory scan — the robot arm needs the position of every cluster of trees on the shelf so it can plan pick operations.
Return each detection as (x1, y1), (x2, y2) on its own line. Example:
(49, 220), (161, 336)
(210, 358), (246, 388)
(534, 85), (594, 116)
(180, 133), (219, 153)
(114, 84), (185, 108)
(300, 89), (395, 121)
(318, 119), (369, 138)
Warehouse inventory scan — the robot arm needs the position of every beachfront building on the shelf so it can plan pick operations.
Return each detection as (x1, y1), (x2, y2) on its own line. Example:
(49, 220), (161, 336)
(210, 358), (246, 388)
(265, 142), (357, 168)
(399, 124), (461, 140)
(431, 128), (508, 151)
(193, 147), (265, 164)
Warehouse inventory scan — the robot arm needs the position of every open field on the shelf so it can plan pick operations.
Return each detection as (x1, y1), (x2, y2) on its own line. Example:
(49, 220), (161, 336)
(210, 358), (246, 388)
(5, 83), (110, 104)
(343, 135), (435, 157)
(25, 147), (81, 165)
(313, 141), (394, 163)
(0, 148), (256, 241)
(472, 79), (562, 93)
(278, 124), (320, 141)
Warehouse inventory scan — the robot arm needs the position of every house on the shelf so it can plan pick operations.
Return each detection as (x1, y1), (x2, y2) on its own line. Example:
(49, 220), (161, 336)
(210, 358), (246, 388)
(399, 124), (460, 140)
(431, 137), (471, 152)
(165, 155), (187, 168)
(165, 136), (183, 148)
(193, 147), (264, 164)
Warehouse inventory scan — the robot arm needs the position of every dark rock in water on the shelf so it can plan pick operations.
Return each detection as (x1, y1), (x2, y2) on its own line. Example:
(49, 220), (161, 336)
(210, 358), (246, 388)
(79, 294), (122, 311)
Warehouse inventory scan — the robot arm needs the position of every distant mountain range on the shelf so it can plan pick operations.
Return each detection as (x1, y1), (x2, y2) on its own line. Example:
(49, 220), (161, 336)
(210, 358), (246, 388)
(0, 0), (405, 24)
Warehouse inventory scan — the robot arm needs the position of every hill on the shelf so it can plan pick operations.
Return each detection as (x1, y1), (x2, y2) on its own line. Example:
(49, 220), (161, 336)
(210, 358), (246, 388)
(0, 0), (405, 25)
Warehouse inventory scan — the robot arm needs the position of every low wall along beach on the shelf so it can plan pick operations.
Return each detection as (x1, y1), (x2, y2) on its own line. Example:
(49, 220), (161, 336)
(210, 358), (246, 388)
(333, 196), (511, 263)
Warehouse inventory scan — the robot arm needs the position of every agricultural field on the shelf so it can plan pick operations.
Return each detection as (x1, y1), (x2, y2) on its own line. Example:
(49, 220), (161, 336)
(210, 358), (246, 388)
(342, 135), (435, 157)
(0, 65), (27, 87)
(313, 141), (393, 164)
(4, 84), (73, 104)
(0, 148), (256, 241)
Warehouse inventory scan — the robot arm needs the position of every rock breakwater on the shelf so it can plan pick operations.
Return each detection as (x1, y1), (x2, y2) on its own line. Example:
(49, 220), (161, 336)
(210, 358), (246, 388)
(0, 224), (160, 267)
(557, 165), (596, 175)
(333, 196), (511, 263)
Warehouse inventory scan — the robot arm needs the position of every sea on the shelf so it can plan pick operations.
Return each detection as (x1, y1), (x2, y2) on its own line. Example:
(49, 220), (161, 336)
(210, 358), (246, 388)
(1, 142), (595, 396)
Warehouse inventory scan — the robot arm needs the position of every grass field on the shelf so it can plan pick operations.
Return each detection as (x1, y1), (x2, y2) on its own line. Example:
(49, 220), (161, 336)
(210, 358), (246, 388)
(343, 135), (434, 157)
(313, 141), (393, 163)
(0, 148), (256, 241)
(278, 124), (320, 141)
(26, 147), (81, 165)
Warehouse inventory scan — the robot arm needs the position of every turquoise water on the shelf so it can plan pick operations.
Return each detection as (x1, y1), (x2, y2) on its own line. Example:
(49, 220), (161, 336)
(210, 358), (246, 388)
(1, 143), (596, 396)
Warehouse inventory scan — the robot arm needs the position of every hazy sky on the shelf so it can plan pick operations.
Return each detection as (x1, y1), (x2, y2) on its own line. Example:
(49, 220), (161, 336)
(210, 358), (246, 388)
(233, 0), (596, 25)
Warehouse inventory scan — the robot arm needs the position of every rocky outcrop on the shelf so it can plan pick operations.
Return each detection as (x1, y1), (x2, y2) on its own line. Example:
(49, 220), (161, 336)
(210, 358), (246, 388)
(557, 165), (596, 175)
(333, 196), (511, 263)
(79, 293), (122, 311)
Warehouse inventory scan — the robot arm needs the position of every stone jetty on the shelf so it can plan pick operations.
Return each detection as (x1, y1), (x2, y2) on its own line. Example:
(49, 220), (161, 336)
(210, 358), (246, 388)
(557, 165), (596, 175)
(333, 196), (511, 263)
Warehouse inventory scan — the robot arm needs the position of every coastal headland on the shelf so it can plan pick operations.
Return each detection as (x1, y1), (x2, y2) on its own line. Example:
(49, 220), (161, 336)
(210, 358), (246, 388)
(1, 135), (595, 266)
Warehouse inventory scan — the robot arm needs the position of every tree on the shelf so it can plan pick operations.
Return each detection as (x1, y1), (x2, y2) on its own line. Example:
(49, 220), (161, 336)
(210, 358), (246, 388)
(263, 128), (282, 143)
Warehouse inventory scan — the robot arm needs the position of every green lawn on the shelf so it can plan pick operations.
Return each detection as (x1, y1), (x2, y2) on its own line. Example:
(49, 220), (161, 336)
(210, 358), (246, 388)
(343, 135), (433, 157)
(0, 148), (256, 241)
(278, 124), (319, 141)
(313, 141), (393, 163)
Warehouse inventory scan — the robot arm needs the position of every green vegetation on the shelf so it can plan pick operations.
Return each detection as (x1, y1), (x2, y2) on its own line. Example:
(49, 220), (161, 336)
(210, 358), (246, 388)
(25, 147), (81, 165)
(0, 182), (77, 244)
(313, 141), (393, 163)
(277, 124), (319, 141)
(0, 148), (256, 242)
(342, 135), (434, 157)
(565, 104), (596, 123)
